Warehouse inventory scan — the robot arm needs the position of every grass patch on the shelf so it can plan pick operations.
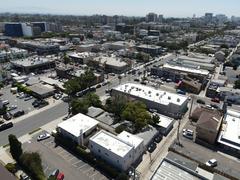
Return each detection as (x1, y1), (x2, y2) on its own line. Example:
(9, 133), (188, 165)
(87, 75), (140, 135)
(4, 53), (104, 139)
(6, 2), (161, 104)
(28, 128), (41, 135)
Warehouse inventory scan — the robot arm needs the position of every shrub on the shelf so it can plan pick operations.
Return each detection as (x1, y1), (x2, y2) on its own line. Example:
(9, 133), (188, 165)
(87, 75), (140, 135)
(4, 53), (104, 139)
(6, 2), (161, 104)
(5, 163), (17, 174)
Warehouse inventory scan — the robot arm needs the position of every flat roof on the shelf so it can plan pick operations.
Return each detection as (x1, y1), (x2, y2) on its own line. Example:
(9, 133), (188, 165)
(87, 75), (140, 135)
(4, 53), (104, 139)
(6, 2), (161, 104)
(117, 131), (143, 149)
(113, 83), (188, 106)
(157, 114), (174, 128)
(28, 84), (55, 95)
(163, 63), (209, 76)
(137, 44), (162, 49)
(218, 109), (240, 150)
(178, 55), (213, 64)
(68, 52), (95, 59)
(90, 130), (133, 158)
(94, 56), (127, 67)
(58, 113), (99, 137)
(151, 159), (201, 180)
(11, 56), (54, 67)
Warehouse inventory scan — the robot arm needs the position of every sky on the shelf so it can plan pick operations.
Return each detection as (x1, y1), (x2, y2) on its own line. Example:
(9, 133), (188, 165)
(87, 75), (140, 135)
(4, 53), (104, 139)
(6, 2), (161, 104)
(0, 0), (240, 18)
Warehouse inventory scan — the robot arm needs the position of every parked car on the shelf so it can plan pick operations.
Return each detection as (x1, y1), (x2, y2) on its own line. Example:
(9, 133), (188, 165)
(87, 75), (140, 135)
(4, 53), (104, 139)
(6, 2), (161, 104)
(53, 94), (62, 100)
(210, 104), (219, 109)
(2, 100), (9, 105)
(57, 172), (64, 180)
(211, 98), (220, 103)
(140, 81), (147, 85)
(182, 129), (194, 139)
(7, 105), (17, 111)
(147, 142), (157, 153)
(49, 169), (59, 179)
(205, 159), (217, 167)
(176, 89), (186, 95)
(154, 135), (163, 143)
(3, 112), (12, 120)
(102, 81), (109, 86)
(12, 110), (25, 118)
(134, 78), (140, 82)
(24, 96), (33, 101)
(196, 99), (205, 105)
(37, 133), (50, 141)
(20, 173), (31, 180)
(0, 121), (13, 131)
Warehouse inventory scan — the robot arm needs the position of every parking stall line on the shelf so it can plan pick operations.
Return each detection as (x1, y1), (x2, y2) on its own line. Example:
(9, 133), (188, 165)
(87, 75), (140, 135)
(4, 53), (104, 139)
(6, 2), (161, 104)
(83, 167), (94, 174)
(72, 160), (82, 166)
(89, 171), (99, 178)
(77, 163), (88, 170)
(68, 156), (77, 162)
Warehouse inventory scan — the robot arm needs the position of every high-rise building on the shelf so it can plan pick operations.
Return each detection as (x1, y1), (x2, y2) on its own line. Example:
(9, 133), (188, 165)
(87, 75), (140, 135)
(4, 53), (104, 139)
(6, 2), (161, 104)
(146, 13), (158, 22)
(4, 23), (23, 37)
(205, 13), (213, 23)
(158, 14), (163, 23)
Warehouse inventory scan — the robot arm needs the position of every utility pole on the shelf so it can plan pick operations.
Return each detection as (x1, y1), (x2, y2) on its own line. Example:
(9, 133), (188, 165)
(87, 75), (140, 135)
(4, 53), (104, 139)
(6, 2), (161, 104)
(189, 95), (194, 124)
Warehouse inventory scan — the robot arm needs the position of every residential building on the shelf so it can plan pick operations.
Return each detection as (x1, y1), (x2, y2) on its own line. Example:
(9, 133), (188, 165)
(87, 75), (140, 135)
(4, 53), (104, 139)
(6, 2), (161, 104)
(196, 109), (223, 144)
(57, 113), (99, 145)
(0, 47), (28, 62)
(89, 130), (143, 171)
(218, 109), (240, 154)
(111, 83), (188, 118)
(155, 114), (174, 135)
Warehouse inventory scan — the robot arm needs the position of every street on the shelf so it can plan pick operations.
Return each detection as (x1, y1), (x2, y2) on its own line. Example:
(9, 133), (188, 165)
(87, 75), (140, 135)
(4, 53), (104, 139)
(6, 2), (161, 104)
(0, 102), (68, 146)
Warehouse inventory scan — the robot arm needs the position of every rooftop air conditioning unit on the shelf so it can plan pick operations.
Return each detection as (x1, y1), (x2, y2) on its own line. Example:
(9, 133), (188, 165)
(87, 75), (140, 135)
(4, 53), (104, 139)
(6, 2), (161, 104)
(168, 96), (171, 100)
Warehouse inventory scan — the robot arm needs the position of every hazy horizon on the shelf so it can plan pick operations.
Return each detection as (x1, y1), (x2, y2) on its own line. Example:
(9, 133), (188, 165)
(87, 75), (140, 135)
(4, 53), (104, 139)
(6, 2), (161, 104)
(0, 0), (240, 18)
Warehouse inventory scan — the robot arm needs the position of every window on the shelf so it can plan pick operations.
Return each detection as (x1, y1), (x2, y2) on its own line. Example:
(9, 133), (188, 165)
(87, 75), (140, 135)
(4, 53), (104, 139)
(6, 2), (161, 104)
(98, 149), (101, 153)
(90, 145), (93, 148)
(105, 153), (109, 156)
(117, 160), (119, 163)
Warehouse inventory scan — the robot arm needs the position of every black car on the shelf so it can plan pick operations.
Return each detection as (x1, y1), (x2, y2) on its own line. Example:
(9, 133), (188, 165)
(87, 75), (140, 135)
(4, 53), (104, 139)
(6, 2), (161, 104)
(154, 135), (163, 143)
(0, 122), (13, 131)
(147, 142), (157, 153)
(96, 84), (102, 88)
(197, 99), (205, 105)
(13, 110), (25, 118)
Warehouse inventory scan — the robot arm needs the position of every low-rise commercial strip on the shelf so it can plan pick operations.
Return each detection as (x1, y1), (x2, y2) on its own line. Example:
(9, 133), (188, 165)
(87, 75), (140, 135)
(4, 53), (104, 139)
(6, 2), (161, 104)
(111, 83), (188, 119)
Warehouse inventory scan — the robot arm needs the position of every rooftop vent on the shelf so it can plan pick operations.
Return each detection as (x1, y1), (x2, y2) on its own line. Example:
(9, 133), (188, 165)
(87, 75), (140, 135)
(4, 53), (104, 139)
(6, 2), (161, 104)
(168, 96), (171, 100)
(177, 98), (180, 102)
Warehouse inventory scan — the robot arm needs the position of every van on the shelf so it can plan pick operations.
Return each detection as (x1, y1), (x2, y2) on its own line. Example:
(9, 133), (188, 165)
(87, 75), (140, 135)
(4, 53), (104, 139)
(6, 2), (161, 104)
(2, 100), (9, 105)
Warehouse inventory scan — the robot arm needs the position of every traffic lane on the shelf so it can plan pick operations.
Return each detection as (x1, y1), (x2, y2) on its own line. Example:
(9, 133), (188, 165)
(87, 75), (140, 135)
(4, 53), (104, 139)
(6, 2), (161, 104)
(0, 102), (68, 146)
(23, 139), (91, 180)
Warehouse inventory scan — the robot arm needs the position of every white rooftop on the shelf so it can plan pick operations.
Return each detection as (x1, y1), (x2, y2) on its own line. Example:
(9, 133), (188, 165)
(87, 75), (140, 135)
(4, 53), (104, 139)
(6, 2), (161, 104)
(218, 109), (240, 150)
(117, 131), (143, 149)
(163, 63), (209, 76)
(57, 113), (99, 138)
(90, 130), (133, 157)
(113, 83), (188, 106)
(94, 56), (127, 67)
(157, 114), (174, 128)
(68, 52), (95, 59)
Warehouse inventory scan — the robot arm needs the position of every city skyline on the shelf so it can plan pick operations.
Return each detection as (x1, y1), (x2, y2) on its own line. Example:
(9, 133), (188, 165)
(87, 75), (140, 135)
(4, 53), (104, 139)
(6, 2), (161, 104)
(0, 0), (240, 18)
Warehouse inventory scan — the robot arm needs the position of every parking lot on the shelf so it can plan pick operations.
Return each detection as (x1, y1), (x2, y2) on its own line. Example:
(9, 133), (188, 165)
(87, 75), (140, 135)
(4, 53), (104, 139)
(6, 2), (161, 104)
(23, 131), (108, 180)
(1, 86), (36, 115)
(171, 121), (240, 180)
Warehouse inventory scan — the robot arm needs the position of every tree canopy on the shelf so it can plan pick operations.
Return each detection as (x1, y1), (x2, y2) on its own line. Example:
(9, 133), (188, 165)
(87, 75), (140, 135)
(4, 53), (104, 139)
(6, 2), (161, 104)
(8, 134), (23, 162)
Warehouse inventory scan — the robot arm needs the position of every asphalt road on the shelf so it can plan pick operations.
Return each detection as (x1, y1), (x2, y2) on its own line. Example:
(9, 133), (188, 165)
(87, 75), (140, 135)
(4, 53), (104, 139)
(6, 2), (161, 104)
(0, 102), (68, 146)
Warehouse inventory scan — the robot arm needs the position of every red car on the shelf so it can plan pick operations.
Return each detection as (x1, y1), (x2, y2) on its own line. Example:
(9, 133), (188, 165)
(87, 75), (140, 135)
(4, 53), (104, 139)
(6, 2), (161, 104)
(57, 172), (64, 180)
(211, 98), (220, 103)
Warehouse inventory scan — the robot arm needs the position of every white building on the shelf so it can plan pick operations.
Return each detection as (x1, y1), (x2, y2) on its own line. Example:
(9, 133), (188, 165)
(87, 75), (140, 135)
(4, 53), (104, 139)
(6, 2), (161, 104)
(218, 109), (240, 153)
(111, 83), (188, 118)
(57, 113), (99, 145)
(156, 114), (174, 135)
(89, 130), (144, 171)
(68, 52), (95, 64)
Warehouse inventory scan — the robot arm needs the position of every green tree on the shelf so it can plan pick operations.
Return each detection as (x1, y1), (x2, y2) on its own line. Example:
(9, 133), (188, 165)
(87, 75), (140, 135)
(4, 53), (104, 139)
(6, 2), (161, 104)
(5, 163), (17, 174)
(234, 79), (240, 89)
(121, 101), (151, 130)
(71, 99), (89, 115)
(20, 152), (45, 180)
(105, 95), (128, 117)
(8, 134), (22, 162)
(150, 114), (160, 125)
(63, 53), (71, 65)
(85, 93), (102, 108)
(83, 69), (96, 89)
(64, 78), (81, 95)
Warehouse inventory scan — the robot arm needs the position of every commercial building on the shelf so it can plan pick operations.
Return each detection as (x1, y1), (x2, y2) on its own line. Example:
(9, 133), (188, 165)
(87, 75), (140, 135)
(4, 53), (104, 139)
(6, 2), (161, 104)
(196, 109), (223, 144)
(103, 41), (135, 51)
(28, 84), (55, 99)
(18, 40), (60, 55)
(4, 23), (23, 37)
(76, 44), (101, 52)
(178, 78), (202, 94)
(115, 23), (134, 34)
(11, 56), (56, 74)
(0, 48), (28, 62)
(218, 87), (240, 104)
(57, 113), (99, 145)
(151, 63), (209, 83)
(92, 56), (130, 74)
(68, 52), (96, 64)
(218, 109), (240, 154)
(89, 130), (144, 171)
(136, 44), (162, 56)
(111, 83), (188, 118)
(155, 114), (174, 135)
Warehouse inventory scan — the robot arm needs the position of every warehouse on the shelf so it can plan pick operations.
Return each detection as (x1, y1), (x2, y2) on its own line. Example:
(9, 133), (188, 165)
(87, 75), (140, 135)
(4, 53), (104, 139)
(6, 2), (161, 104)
(57, 113), (99, 145)
(89, 130), (144, 171)
(111, 83), (188, 119)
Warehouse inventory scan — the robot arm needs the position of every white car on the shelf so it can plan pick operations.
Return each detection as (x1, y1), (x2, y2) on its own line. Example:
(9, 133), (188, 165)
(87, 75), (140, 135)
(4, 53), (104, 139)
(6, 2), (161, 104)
(182, 129), (194, 139)
(37, 133), (50, 141)
(205, 159), (217, 167)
